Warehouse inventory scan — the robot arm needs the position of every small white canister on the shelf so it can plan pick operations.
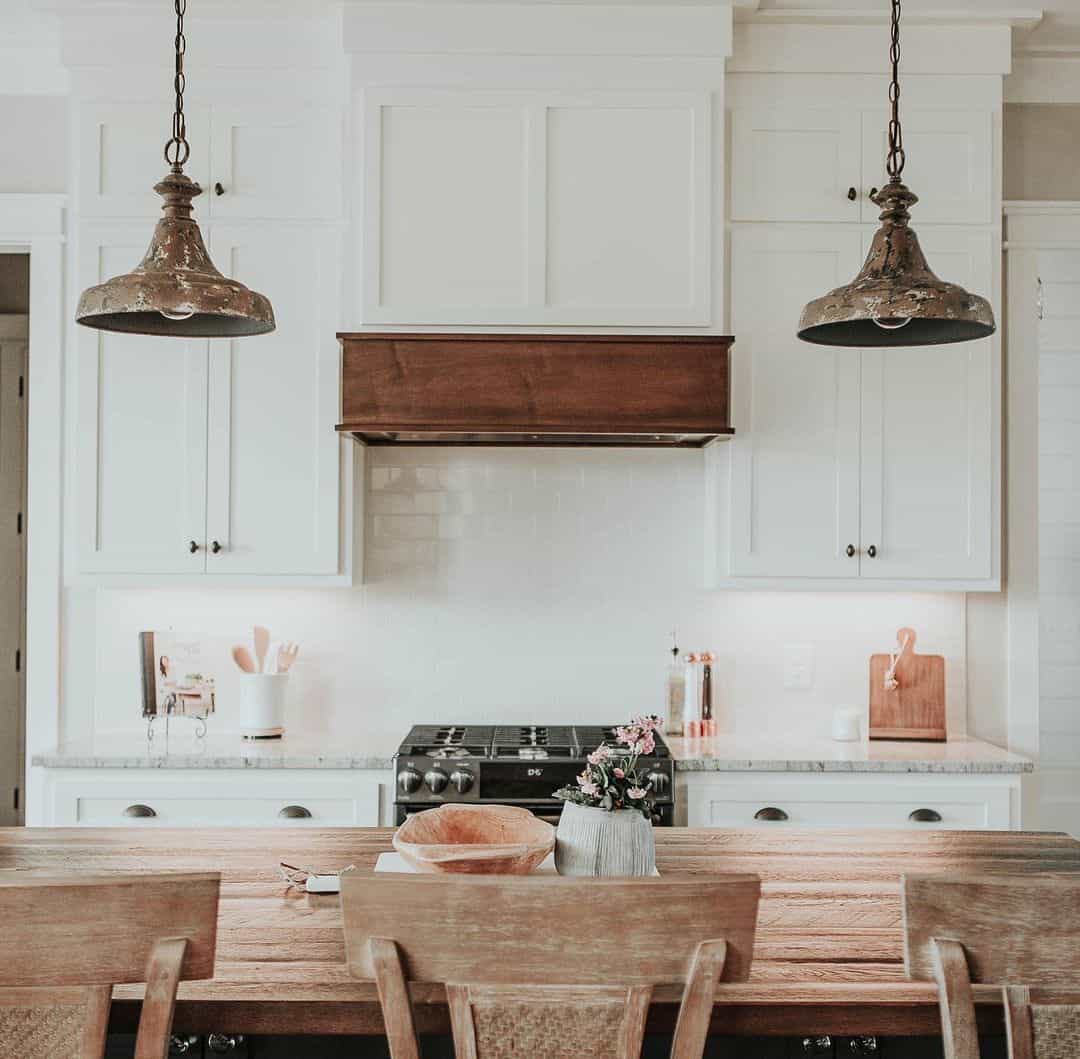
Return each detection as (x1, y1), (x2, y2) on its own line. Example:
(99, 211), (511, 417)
(239, 673), (289, 739)
(831, 707), (862, 742)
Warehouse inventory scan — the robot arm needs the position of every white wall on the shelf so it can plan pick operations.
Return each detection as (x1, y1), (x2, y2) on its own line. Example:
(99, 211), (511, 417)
(64, 447), (967, 750)
(0, 97), (65, 194)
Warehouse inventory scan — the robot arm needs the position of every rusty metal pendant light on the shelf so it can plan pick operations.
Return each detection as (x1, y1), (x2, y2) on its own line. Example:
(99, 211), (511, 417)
(797, 0), (994, 347)
(76, 0), (274, 338)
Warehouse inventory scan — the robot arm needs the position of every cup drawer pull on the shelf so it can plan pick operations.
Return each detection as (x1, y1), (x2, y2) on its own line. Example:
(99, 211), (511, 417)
(754, 806), (789, 822)
(123, 804), (157, 818)
(908, 808), (943, 823)
(278, 805), (313, 819)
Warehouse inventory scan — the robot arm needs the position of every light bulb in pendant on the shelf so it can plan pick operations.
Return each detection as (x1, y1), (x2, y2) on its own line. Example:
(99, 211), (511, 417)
(872, 316), (912, 331)
(159, 308), (195, 322)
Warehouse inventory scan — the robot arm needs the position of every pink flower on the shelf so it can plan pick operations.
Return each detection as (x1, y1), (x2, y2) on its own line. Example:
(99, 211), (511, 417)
(579, 779), (599, 797)
(613, 767), (625, 778)
(587, 746), (612, 765)
(639, 732), (655, 754)
(627, 787), (648, 800)
(632, 714), (661, 733)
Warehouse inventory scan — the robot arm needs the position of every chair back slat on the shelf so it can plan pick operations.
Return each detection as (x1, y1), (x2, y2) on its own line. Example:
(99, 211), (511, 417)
(343, 873), (761, 1059)
(0, 873), (220, 1059)
(903, 874), (1080, 1059)
(342, 874), (760, 985)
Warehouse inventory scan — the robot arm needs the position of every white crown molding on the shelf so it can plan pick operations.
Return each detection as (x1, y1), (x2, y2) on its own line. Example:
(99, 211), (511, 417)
(734, 7), (1043, 29)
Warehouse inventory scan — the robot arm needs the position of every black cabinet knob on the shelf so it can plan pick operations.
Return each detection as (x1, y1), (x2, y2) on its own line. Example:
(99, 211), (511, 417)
(866, 545), (878, 558)
(214, 181), (225, 196)
(869, 186), (880, 201)
(847, 187), (857, 201)
(908, 808), (943, 823)
(754, 806), (789, 822)
(210, 540), (222, 554)
(188, 540), (200, 554)
(278, 805), (313, 819)
(845, 544), (856, 558)
(123, 804), (157, 818)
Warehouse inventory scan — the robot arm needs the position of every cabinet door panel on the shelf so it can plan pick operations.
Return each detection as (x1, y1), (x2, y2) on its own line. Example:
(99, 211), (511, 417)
(75, 228), (208, 574)
(205, 227), (340, 575)
(729, 225), (863, 577)
(210, 104), (340, 219)
(860, 109), (993, 224)
(78, 102), (210, 218)
(858, 228), (995, 580)
(731, 108), (861, 222)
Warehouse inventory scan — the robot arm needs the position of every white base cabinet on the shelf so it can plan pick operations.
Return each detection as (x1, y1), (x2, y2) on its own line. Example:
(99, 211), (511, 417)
(42, 770), (391, 827)
(681, 772), (1020, 830)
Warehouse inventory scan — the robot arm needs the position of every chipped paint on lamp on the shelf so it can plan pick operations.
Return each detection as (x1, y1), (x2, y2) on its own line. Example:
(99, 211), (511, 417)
(797, 180), (995, 347)
(76, 171), (275, 338)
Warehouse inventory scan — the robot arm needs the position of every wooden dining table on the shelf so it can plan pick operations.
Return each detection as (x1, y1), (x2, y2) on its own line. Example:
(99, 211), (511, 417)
(4, 826), (1080, 1039)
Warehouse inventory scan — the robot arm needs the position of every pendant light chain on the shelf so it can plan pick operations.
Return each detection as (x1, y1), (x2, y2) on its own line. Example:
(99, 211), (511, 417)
(885, 0), (905, 180)
(164, 0), (190, 171)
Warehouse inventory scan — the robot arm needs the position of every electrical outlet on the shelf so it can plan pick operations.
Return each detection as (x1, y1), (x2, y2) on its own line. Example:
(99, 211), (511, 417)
(783, 644), (814, 690)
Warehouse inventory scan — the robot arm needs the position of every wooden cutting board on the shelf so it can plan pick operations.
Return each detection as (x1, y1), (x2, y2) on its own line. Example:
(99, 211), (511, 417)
(868, 627), (946, 741)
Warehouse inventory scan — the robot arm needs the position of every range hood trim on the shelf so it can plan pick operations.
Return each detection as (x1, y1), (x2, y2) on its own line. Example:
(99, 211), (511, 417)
(337, 331), (734, 448)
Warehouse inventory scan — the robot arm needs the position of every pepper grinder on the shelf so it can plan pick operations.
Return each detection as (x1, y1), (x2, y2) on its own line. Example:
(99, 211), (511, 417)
(664, 632), (686, 736)
(699, 651), (717, 737)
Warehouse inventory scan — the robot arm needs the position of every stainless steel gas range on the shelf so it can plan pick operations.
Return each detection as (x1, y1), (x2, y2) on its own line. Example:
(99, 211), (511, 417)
(392, 724), (675, 826)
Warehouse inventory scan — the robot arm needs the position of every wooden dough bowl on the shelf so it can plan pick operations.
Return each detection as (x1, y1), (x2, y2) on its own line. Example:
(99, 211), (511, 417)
(392, 804), (556, 875)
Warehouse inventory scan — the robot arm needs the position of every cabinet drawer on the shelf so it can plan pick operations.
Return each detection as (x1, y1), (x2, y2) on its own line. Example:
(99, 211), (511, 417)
(76, 796), (357, 827)
(686, 778), (1013, 830)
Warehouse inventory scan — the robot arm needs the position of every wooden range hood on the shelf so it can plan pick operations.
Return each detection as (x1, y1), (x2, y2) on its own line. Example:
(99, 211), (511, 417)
(336, 332), (733, 447)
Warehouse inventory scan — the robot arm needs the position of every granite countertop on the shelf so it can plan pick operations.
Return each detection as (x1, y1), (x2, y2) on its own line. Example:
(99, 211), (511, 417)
(32, 735), (397, 771)
(668, 734), (1033, 774)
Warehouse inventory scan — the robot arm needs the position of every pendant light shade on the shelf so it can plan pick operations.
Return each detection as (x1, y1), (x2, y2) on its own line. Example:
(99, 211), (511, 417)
(76, 0), (274, 339)
(76, 172), (275, 338)
(797, 0), (994, 348)
(797, 180), (995, 347)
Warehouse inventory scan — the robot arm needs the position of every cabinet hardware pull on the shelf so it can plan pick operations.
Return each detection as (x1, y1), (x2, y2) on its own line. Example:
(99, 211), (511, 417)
(754, 806), (788, 822)
(845, 544), (857, 558)
(278, 805), (313, 819)
(847, 187), (857, 201)
(869, 186), (879, 202)
(214, 182), (225, 196)
(207, 1034), (243, 1053)
(123, 804), (157, 818)
(188, 540), (200, 554)
(866, 545), (878, 558)
(908, 808), (942, 823)
(210, 540), (222, 554)
(1037, 276), (1045, 320)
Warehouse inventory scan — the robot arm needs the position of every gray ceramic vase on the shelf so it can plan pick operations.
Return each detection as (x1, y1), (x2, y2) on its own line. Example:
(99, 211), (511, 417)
(554, 801), (656, 876)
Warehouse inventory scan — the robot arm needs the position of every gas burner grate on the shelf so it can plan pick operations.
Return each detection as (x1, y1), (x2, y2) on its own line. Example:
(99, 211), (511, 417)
(491, 725), (575, 759)
(398, 725), (495, 758)
(574, 725), (671, 758)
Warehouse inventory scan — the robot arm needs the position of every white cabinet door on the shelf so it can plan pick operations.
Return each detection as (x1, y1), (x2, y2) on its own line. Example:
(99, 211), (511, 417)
(75, 227), (209, 574)
(205, 226), (340, 575)
(209, 104), (341, 219)
(730, 108), (862, 222)
(78, 102), (210, 218)
(729, 225), (863, 577)
(860, 109), (993, 225)
(858, 227), (996, 581)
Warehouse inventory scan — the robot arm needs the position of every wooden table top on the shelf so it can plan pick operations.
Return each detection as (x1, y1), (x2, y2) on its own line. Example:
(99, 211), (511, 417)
(4, 826), (1079, 1038)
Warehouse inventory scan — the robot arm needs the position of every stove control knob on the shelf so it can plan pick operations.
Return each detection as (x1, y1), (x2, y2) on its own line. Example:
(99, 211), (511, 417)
(397, 767), (423, 794)
(424, 767), (449, 794)
(646, 771), (670, 794)
(450, 768), (474, 794)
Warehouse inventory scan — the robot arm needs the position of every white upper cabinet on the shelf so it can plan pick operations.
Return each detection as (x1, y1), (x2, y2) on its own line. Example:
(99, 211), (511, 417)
(75, 228), (209, 574)
(205, 226), (341, 575)
(209, 104), (341, 219)
(78, 102), (340, 220)
(729, 225), (863, 577)
(730, 108), (861, 223)
(731, 105), (993, 226)
(78, 102), (211, 218)
(363, 89), (711, 326)
(859, 109), (993, 225)
(857, 227), (995, 581)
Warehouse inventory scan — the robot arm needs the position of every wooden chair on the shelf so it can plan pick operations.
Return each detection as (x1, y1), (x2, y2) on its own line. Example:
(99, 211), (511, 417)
(903, 873), (1080, 1059)
(341, 873), (761, 1059)
(0, 872), (220, 1059)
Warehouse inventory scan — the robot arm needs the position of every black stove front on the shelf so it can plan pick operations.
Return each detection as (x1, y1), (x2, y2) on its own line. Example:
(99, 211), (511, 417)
(392, 724), (675, 826)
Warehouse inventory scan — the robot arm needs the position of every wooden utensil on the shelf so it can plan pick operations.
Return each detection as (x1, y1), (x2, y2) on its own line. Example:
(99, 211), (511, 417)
(253, 626), (271, 674)
(869, 626), (946, 741)
(232, 645), (256, 674)
(277, 642), (299, 674)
